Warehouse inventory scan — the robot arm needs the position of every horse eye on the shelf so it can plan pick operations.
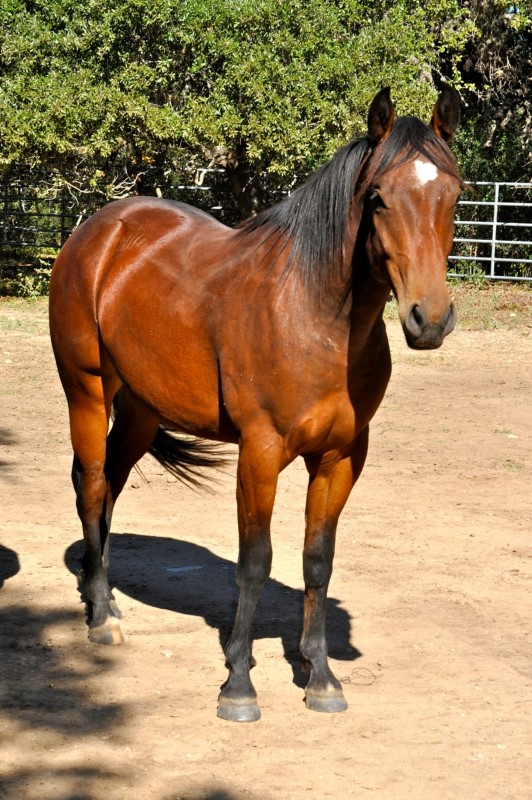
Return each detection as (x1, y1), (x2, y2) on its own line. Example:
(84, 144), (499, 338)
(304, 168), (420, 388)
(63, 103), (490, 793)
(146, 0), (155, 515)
(369, 191), (386, 212)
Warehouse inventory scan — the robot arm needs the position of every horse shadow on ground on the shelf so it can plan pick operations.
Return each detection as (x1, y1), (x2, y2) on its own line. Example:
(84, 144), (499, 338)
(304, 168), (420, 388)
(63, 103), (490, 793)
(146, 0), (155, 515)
(64, 533), (361, 687)
(0, 543), (20, 589)
(0, 603), (123, 736)
(0, 426), (18, 478)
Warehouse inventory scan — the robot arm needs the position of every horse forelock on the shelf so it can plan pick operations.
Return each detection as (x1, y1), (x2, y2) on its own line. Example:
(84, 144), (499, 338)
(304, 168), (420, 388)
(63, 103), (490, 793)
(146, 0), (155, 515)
(358, 116), (463, 195)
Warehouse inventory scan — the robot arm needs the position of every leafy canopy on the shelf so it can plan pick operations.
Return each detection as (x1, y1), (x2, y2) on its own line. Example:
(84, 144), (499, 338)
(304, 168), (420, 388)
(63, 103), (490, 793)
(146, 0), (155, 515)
(0, 0), (472, 181)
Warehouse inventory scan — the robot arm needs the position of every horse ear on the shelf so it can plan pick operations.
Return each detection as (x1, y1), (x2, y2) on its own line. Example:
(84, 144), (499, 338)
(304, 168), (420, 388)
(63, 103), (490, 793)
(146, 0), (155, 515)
(367, 87), (395, 146)
(430, 85), (460, 142)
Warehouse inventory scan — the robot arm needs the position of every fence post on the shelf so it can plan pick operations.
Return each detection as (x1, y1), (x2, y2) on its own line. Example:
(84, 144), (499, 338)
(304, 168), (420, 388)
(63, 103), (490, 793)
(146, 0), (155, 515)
(490, 183), (500, 279)
(60, 184), (67, 247)
(2, 173), (8, 244)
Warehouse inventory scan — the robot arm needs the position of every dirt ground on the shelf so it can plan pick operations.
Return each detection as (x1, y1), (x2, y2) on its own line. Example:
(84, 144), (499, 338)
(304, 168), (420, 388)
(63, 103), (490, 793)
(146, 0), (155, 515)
(0, 293), (530, 800)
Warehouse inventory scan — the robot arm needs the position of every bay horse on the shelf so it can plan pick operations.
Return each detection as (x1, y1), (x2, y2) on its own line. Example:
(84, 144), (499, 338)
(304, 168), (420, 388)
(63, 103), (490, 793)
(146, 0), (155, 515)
(49, 87), (462, 722)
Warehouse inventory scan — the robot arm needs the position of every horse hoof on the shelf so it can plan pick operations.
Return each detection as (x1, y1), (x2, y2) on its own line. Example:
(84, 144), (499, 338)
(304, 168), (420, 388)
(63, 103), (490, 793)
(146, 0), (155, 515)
(88, 617), (124, 645)
(217, 697), (261, 722)
(305, 689), (348, 713)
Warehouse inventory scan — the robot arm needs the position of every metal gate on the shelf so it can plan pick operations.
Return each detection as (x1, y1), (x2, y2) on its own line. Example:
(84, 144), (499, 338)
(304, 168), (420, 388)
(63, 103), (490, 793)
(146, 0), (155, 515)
(449, 182), (532, 281)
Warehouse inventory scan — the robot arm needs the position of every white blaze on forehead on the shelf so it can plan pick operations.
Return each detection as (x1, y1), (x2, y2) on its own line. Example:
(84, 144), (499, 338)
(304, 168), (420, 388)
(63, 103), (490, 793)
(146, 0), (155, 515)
(413, 159), (438, 186)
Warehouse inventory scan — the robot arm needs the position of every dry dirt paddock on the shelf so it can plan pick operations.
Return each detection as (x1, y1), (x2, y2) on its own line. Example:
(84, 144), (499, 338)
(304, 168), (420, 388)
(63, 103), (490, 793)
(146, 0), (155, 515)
(0, 291), (530, 800)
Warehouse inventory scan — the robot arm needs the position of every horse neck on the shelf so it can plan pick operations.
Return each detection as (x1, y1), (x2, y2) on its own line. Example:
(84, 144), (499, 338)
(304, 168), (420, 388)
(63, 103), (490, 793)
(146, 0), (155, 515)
(298, 250), (388, 365)
(345, 209), (391, 341)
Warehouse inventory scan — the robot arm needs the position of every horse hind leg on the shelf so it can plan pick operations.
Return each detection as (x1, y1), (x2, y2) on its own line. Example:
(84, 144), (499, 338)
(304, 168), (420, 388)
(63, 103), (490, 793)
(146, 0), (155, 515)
(71, 384), (161, 644)
(105, 387), (161, 501)
(66, 376), (125, 645)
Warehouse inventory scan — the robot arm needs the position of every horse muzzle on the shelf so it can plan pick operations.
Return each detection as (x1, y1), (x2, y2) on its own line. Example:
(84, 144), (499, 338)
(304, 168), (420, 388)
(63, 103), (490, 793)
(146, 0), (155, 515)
(402, 302), (456, 350)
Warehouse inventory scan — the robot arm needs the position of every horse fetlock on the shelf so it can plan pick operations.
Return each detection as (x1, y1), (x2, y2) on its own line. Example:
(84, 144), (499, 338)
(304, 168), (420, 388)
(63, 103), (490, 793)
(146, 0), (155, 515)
(225, 650), (257, 675)
(224, 635), (253, 669)
(223, 656), (255, 686)
(299, 635), (328, 668)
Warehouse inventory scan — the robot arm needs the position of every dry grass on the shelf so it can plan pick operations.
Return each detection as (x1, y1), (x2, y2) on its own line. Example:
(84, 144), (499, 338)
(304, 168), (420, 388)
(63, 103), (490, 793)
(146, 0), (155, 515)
(0, 296), (49, 335)
(449, 281), (532, 330)
(384, 281), (532, 331)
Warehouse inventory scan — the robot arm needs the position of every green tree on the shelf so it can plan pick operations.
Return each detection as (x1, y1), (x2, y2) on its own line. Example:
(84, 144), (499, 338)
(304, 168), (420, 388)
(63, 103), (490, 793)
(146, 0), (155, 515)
(451, 1), (532, 182)
(0, 0), (473, 217)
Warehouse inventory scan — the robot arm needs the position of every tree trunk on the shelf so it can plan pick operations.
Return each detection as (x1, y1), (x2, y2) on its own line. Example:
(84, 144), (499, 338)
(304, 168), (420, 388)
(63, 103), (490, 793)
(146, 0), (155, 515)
(225, 142), (264, 221)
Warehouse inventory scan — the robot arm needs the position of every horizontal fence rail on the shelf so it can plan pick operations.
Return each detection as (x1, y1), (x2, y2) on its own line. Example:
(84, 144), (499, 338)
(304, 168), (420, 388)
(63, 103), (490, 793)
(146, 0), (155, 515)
(1, 169), (531, 282)
(449, 182), (532, 281)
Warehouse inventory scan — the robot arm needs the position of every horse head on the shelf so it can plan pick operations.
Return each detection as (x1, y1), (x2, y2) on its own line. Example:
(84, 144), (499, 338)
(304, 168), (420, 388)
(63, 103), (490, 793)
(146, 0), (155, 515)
(362, 86), (462, 349)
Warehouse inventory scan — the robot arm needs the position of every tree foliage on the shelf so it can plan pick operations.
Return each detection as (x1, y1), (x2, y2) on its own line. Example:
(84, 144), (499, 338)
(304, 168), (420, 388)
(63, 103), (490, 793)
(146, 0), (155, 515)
(452, 1), (532, 182)
(0, 0), (529, 216)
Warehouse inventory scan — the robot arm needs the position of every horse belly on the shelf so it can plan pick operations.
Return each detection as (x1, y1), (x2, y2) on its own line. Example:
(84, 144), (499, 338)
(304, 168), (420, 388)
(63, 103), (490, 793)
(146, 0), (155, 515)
(119, 354), (227, 438)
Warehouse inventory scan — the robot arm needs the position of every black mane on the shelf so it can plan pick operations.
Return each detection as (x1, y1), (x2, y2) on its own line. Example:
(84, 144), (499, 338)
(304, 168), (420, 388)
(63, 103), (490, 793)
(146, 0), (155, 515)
(237, 116), (461, 296)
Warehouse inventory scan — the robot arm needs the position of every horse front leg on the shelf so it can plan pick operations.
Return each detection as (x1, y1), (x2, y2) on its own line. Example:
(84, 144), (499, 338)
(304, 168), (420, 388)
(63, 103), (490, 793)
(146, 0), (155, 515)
(217, 432), (282, 722)
(301, 429), (369, 712)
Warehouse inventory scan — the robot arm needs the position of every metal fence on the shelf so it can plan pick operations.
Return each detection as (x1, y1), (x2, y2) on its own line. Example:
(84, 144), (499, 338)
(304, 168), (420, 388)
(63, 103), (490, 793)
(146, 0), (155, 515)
(0, 169), (102, 256)
(1, 169), (531, 281)
(449, 182), (532, 281)
(0, 166), (241, 266)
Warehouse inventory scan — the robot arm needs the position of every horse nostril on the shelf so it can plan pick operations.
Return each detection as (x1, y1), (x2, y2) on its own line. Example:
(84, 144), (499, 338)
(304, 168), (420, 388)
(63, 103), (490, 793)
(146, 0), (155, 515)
(405, 303), (426, 337)
(412, 304), (424, 327)
(443, 302), (457, 335)
(403, 301), (456, 348)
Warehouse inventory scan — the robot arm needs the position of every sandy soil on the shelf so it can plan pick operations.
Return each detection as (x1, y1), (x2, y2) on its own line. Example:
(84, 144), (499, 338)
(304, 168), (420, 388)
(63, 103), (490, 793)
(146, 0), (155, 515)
(0, 299), (530, 800)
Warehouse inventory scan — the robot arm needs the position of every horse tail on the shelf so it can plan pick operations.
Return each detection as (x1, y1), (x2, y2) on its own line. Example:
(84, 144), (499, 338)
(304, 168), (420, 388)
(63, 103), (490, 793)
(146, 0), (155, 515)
(148, 427), (231, 490)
